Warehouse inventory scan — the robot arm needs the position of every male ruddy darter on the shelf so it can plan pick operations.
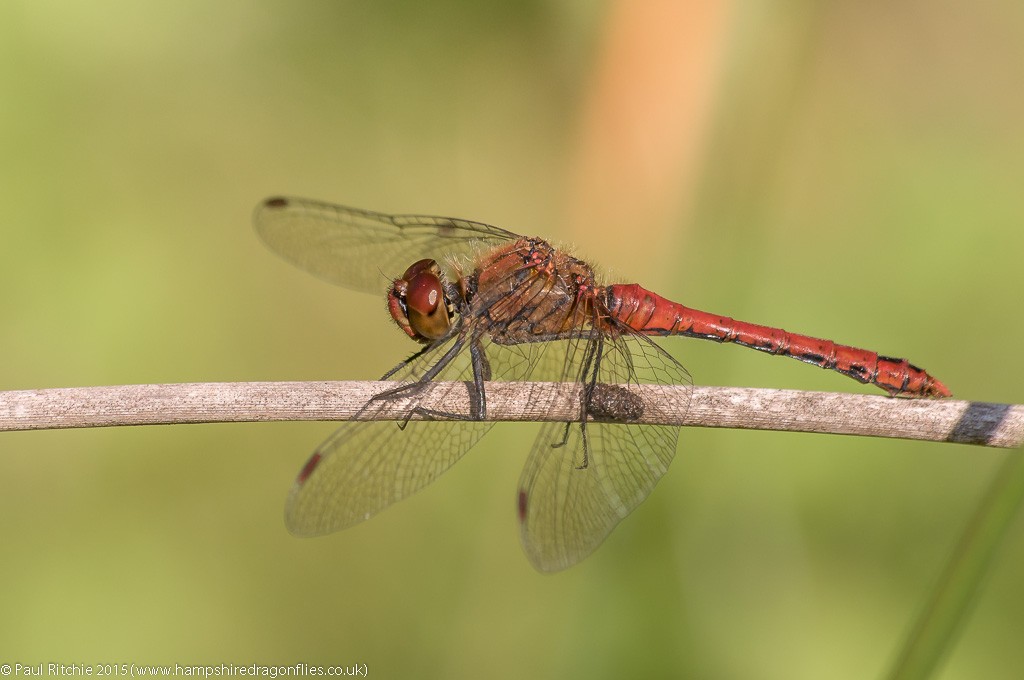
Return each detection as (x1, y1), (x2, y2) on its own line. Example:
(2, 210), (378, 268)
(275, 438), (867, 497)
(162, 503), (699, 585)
(254, 196), (951, 573)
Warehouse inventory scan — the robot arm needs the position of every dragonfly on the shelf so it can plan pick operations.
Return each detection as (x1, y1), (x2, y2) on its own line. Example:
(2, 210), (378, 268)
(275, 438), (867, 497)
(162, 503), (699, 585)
(254, 196), (951, 573)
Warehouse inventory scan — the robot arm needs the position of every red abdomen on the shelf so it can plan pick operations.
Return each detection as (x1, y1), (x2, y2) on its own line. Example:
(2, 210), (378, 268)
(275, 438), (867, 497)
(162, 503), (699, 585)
(603, 283), (951, 398)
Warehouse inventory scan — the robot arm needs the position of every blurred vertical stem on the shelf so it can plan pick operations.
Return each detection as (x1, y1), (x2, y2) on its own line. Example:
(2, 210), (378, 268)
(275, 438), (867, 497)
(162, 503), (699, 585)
(886, 448), (1024, 680)
(563, 0), (734, 269)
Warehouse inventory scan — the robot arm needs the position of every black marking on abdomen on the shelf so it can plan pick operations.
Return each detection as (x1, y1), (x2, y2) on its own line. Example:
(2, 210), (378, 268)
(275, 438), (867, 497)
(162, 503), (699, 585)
(795, 350), (825, 364)
(835, 363), (871, 384)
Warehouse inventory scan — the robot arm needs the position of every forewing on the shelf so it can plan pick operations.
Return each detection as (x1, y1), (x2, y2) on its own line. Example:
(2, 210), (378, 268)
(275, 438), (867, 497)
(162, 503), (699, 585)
(254, 196), (517, 295)
(517, 329), (692, 572)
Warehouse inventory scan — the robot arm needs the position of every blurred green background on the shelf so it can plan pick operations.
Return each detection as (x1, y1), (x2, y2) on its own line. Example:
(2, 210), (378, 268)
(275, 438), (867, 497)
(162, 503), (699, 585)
(1, 1), (1022, 678)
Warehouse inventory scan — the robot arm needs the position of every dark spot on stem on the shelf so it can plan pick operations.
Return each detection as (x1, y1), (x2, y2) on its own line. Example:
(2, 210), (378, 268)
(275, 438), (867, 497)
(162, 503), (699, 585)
(948, 402), (1012, 446)
(588, 384), (644, 422)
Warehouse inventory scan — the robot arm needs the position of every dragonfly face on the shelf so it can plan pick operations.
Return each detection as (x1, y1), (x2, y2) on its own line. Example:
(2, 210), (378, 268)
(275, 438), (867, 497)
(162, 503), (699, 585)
(387, 258), (456, 342)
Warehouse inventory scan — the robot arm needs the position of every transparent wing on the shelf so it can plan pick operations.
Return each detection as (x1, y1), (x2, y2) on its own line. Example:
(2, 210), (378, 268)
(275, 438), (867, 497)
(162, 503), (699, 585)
(285, 398), (494, 536)
(516, 328), (692, 572)
(285, 323), (542, 536)
(286, 326), (482, 535)
(253, 196), (518, 295)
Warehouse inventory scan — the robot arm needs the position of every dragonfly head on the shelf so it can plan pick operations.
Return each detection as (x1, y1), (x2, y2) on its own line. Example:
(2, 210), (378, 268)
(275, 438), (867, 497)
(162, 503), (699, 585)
(388, 259), (455, 343)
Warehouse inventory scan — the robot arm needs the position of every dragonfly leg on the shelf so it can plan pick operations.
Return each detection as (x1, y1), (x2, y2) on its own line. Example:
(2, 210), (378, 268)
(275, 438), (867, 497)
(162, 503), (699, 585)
(370, 326), (493, 425)
(381, 381), (483, 429)
(468, 333), (491, 420)
(371, 326), (475, 425)
(551, 422), (571, 449)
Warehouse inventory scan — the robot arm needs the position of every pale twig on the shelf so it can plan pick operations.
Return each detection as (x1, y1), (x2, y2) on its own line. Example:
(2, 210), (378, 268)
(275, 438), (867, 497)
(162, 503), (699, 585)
(0, 381), (1020, 448)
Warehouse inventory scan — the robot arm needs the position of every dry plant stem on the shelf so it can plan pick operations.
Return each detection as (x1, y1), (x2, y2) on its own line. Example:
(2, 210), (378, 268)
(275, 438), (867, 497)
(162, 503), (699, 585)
(0, 382), (1020, 448)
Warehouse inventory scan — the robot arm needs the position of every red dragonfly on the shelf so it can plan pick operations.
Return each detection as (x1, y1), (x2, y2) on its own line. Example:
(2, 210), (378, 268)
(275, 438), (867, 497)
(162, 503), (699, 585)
(254, 197), (950, 572)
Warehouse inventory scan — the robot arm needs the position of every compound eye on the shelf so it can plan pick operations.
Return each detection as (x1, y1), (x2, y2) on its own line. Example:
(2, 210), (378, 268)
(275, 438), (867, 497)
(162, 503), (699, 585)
(386, 259), (452, 342)
(406, 271), (441, 316)
(405, 268), (450, 340)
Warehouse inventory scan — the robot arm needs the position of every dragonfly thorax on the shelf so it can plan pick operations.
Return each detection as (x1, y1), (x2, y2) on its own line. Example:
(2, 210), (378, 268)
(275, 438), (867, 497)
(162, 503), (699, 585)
(387, 258), (456, 343)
